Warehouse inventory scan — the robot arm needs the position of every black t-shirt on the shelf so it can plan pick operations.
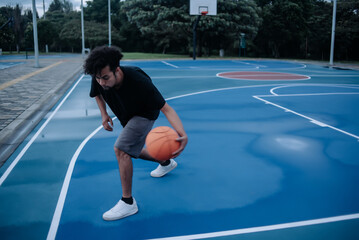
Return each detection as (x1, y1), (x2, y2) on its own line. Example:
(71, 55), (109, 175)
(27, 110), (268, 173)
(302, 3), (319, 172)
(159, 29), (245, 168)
(90, 66), (166, 127)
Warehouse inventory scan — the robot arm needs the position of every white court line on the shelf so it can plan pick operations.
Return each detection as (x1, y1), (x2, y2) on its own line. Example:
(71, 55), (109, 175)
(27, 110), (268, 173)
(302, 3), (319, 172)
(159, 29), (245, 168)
(253, 95), (359, 141)
(153, 75), (214, 79)
(231, 60), (307, 70)
(221, 74), (308, 77)
(262, 92), (359, 98)
(165, 84), (281, 101)
(147, 213), (359, 240)
(308, 74), (359, 77)
(46, 123), (105, 240)
(161, 61), (179, 68)
(269, 83), (359, 96)
(0, 74), (85, 187)
(216, 72), (311, 81)
(231, 60), (262, 68)
(136, 67), (258, 71)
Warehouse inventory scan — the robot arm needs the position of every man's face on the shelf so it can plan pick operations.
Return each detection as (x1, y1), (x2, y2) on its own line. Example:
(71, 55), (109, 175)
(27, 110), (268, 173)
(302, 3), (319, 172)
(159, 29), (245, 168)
(95, 65), (121, 90)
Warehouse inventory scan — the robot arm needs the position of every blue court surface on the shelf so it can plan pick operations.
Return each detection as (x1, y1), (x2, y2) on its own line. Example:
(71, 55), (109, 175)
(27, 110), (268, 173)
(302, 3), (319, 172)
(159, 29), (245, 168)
(1, 60), (359, 240)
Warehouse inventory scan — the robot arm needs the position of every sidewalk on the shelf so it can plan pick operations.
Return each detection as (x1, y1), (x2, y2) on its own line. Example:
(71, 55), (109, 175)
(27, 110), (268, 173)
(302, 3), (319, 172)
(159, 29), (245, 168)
(0, 55), (84, 166)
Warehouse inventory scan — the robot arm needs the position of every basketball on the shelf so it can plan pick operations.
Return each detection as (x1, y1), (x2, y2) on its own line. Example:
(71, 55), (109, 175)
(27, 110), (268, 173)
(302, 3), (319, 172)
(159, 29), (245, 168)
(146, 126), (180, 161)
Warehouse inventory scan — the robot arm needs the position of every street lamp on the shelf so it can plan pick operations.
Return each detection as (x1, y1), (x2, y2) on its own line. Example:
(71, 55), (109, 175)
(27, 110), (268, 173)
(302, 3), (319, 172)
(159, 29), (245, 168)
(32, 0), (39, 67)
(329, 0), (337, 66)
(81, 0), (85, 58)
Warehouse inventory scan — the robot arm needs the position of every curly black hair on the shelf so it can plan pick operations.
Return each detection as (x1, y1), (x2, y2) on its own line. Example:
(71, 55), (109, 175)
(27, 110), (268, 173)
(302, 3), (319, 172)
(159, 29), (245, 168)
(83, 45), (123, 76)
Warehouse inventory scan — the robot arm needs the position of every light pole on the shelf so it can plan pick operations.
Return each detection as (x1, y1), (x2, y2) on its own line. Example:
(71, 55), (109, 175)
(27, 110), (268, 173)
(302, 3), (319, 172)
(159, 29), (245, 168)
(329, 0), (337, 66)
(43, 0), (45, 19)
(32, 0), (39, 67)
(81, 0), (85, 58)
(108, 0), (111, 46)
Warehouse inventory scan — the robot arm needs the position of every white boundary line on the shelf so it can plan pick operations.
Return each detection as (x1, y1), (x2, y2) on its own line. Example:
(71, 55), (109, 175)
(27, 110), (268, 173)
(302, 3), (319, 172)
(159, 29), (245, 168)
(231, 60), (262, 68)
(161, 61), (179, 68)
(263, 92), (359, 98)
(216, 71), (311, 81)
(308, 74), (359, 77)
(253, 95), (359, 141)
(46, 123), (104, 240)
(231, 60), (307, 70)
(153, 75), (214, 79)
(0, 74), (85, 186)
(147, 213), (359, 240)
(164, 84), (285, 101)
(269, 83), (359, 96)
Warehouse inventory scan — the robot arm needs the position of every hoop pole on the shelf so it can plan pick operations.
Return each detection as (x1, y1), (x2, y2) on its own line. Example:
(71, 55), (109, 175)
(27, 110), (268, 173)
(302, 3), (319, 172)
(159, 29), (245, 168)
(193, 15), (201, 60)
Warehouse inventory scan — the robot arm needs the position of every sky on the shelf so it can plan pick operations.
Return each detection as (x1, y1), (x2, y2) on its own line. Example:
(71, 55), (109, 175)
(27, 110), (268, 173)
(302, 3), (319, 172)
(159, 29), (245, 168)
(0, 0), (88, 17)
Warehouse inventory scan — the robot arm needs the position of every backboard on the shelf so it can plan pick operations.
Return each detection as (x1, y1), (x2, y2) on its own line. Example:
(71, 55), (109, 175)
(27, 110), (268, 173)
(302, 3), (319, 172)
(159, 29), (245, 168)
(190, 0), (217, 16)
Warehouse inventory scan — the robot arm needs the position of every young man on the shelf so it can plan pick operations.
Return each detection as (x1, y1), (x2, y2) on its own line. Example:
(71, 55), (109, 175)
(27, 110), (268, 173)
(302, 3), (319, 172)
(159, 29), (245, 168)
(84, 46), (188, 221)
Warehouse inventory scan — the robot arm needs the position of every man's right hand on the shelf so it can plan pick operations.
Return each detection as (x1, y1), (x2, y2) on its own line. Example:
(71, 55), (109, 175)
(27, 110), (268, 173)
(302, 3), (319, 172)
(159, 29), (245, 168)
(102, 115), (113, 131)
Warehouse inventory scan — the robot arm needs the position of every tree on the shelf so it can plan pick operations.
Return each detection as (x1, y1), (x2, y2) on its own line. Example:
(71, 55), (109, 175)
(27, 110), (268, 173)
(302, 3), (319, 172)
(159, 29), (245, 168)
(84, 20), (111, 48)
(48, 0), (64, 13)
(199, 0), (261, 56)
(0, 14), (14, 51)
(12, 4), (23, 52)
(0, 5), (28, 52)
(306, 0), (332, 60)
(254, 0), (311, 58)
(45, 0), (75, 51)
(37, 19), (57, 51)
(85, 0), (120, 23)
(62, 0), (73, 14)
(123, 0), (190, 54)
(21, 9), (36, 50)
(123, 0), (260, 55)
(0, 7), (15, 51)
(48, 0), (73, 14)
(59, 18), (81, 52)
(335, 0), (359, 60)
(24, 22), (33, 48)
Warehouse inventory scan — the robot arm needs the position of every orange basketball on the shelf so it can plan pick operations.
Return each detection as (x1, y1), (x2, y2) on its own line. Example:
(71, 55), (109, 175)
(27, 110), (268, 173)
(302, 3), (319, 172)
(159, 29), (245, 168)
(145, 126), (180, 161)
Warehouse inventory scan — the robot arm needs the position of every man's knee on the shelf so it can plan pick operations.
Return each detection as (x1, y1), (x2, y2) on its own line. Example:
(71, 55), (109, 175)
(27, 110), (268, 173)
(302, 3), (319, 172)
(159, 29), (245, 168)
(114, 146), (123, 155)
(114, 147), (130, 159)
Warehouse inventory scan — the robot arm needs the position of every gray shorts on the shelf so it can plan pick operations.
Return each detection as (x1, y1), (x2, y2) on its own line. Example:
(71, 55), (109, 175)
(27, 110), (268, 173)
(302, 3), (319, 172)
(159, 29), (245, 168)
(114, 116), (155, 158)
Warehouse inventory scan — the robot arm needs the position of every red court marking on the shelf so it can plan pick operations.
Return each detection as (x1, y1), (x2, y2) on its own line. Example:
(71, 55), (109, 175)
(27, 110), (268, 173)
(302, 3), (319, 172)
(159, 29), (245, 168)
(217, 71), (310, 81)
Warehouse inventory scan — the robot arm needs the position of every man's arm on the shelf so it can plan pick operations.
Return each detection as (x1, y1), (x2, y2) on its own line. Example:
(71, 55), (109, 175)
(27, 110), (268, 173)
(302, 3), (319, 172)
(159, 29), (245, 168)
(160, 102), (188, 157)
(95, 95), (113, 131)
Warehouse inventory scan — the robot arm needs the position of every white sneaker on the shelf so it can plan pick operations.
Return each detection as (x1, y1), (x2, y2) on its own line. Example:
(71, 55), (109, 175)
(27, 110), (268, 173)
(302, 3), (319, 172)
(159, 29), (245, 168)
(103, 198), (138, 221)
(151, 159), (177, 178)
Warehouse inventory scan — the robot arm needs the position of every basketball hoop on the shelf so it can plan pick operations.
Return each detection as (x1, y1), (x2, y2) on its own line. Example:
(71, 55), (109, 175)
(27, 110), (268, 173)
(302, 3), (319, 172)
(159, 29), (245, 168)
(190, 0), (217, 16)
(190, 0), (217, 60)
(199, 6), (208, 16)
(201, 11), (208, 16)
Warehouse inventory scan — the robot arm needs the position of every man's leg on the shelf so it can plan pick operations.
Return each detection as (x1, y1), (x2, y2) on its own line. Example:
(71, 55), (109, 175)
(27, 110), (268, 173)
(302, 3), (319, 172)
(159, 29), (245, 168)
(114, 147), (133, 198)
(139, 148), (178, 178)
(102, 147), (138, 221)
(139, 148), (157, 162)
(103, 117), (153, 221)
